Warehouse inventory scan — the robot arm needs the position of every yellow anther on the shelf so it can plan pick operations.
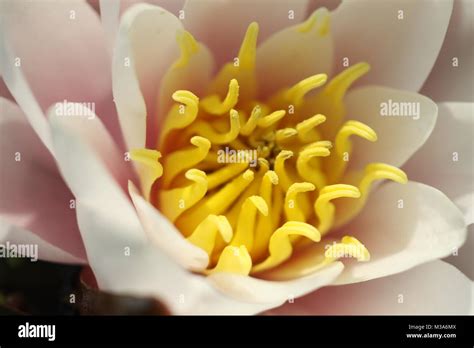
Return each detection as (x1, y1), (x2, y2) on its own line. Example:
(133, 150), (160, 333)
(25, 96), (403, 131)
(296, 114), (326, 143)
(314, 184), (360, 234)
(284, 183), (316, 222)
(208, 245), (252, 275)
(158, 169), (207, 222)
(159, 90), (199, 148)
(325, 62), (370, 103)
(257, 110), (286, 128)
(187, 215), (232, 256)
(173, 30), (199, 69)
(231, 196), (268, 250)
(176, 170), (255, 235)
(187, 109), (241, 144)
(296, 141), (331, 189)
(240, 105), (263, 136)
(297, 7), (330, 36)
(275, 128), (298, 144)
(201, 79), (240, 115)
(274, 150), (294, 191)
(130, 149), (163, 201)
(285, 74), (327, 106)
(252, 221), (321, 273)
(324, 236), (370, 262)
(238, 22), (259, 70)
(327, 120), (377, 182)
(206, 162), (249, 190)
(335, 120), (377, 156)
(162, 136), (210, 187)
(334, 163), (408, 228)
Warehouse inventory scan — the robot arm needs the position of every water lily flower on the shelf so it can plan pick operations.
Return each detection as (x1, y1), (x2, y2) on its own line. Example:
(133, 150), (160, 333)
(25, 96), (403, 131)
(0, 0), (472, 315)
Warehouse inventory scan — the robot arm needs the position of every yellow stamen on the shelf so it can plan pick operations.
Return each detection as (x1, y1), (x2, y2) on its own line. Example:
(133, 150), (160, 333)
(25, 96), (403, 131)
(173, 30), (199, 69)
(285, 74), (327, 107)
(186, 109), (241, 144)
(296, 114), (326, 143)
(274, 150), (294, 191)
(130, 149), (163, 200)
(201, 79), (239, 115)
(257, 110), (287, 128)
(162, 136), (211, 187)
(296, 141), (331, 189)
(187, 214), (232, 256)
(159, 169), (207, 222)
(326, 120), (377, 182)
(284, 183), (316, 222)
(231, 196), (268, 250)
(314, 184), (360, 234)
(206, 162), (249, 190)
(240, 105), (263, 136)
(207, 245), (252, 275)
(252, 221), (321, 273)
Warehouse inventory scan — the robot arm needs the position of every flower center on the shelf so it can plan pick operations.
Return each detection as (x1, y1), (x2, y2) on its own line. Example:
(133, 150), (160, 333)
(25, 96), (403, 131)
(131, 18), (407, 279)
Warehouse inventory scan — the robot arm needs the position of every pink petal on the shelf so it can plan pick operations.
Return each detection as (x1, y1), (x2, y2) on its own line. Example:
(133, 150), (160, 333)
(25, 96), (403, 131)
(421, 0), (474, 102)
(182, 0), (310, 67)
(2, 0), (111, 112)
(0, 98), (86, 263)
(331, 0), (453, 92)
(267, 260), (473, 315)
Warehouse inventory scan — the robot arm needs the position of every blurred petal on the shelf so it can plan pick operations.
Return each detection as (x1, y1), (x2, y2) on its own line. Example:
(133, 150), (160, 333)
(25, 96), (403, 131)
(268, 260), (474, 315)
(334, 181), (466, 285)
(183, 0), (310, 67)
(332, 0), (452, 91)
(113, 3), (183, 150)
(0, 98), (86, 263)
(445, 224), (474, 281)
(99, 0), (120, 56)
(344, 86), (438, 170)
(1, 0), (111, 111)
(404, 102), (474, 224)
(421, 0), (474, 102)
(256, 7), (333, 98)
(128, 182), (209, 271)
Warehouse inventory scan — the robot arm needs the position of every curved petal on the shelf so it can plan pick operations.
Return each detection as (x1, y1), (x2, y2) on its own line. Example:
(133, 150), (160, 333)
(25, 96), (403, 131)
(183, 0), (310, 67)
(0, 98), (86, 263)
(333, 181), (466, 285)
(113, 3), (183, 150)
(1, 0), (110, 111)
(344, 86), (438, 170)
(99, 0), (120, 57)
(208, 262), (343, 304)
(128, 181), (209, 272)
(332, 0), (453, 91)
(404, 102), (474, 224)
(267, 260), (474, 315)
(445, 224), (474, 281)
(421, 0), (474, 102)
(256, 7), (333, 98)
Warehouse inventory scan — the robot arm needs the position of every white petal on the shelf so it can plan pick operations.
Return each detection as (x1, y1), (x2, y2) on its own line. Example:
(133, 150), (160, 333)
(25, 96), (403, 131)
(421, 0), (474, 102)
(0, 34), (52, 152)
(113, 4), (183, 150)
(0, 219), (84, 264)
(0, 98), (87, 263)
(333, 181), (467, 285)
(208, 262), (343, 304)
(268, 260), (474, 314)
(121, 0), (185, 16)
(99, 0), (120, 57)
(183, 0), (310, 67)
(332, 0), (453, 91)
(344, 86), (438, 170)
(128, 181), (209, 271)
(256, 7), (333, 98)
(404, 102), (474, 225)
(445, 224), (474, 281)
